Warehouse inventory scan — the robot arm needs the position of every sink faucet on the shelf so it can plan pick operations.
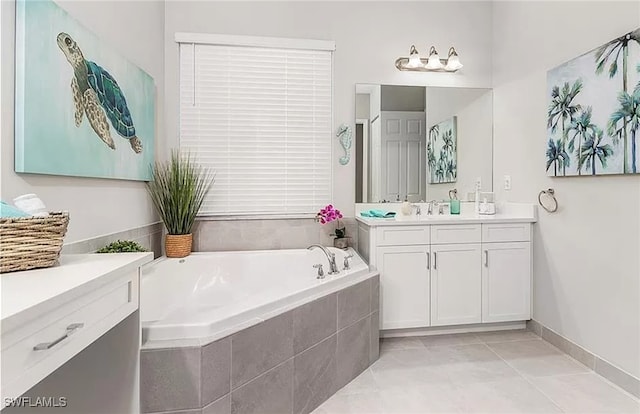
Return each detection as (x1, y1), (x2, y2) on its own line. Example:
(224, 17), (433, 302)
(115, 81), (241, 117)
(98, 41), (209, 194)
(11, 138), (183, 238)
(427, 200), (437, 215)
(307, 245), (339, 274)
(412, 204), (421, 216)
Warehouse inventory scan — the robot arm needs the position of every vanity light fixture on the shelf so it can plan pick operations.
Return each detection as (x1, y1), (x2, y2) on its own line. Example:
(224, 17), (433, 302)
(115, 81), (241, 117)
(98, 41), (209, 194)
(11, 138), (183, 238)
(395, 45), (463, 72)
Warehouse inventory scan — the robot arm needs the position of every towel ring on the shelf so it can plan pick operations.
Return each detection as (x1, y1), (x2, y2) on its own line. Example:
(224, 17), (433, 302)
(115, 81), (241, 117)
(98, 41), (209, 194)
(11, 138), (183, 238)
(538, 188), (558, 213)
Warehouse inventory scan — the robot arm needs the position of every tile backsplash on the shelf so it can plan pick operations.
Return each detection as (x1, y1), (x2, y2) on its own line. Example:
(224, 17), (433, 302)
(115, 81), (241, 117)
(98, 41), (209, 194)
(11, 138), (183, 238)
(61, 217), (358, 258)
(62, 222), (163, 258)
(193, 218), (357, 252)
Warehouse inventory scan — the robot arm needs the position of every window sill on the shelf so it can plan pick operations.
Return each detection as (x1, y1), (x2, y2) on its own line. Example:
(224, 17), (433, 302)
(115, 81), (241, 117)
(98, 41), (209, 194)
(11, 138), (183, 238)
(196, 214), (317, 221)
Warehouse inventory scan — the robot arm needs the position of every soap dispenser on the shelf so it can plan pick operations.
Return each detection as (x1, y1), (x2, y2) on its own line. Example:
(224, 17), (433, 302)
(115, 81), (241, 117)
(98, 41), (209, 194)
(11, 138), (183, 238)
(449, 189), (460, 215)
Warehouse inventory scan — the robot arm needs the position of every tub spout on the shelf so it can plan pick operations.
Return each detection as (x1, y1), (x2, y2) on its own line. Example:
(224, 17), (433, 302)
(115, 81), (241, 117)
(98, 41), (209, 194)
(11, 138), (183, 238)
(307, 244), (339, 275)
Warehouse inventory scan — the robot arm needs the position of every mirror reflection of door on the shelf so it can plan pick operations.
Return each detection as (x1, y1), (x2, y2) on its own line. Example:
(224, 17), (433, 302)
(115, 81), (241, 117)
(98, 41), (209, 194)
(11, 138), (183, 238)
(381, 112), (425, 202)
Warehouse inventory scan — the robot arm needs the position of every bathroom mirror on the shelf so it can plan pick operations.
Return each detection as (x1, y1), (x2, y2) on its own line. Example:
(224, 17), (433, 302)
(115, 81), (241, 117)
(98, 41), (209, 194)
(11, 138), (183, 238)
(355, 84), (493, 203)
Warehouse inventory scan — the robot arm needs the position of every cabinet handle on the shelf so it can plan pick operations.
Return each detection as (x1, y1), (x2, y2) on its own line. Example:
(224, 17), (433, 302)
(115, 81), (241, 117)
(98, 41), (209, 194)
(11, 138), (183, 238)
(484, 250), (489, 267)
(33, 323), (84, 351)
(433, 252), (437, 269)
(426, 251), (430, 269)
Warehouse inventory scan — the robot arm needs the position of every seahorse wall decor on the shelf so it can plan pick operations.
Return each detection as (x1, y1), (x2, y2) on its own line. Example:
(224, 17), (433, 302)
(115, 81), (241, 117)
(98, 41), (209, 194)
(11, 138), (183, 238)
(337, 124), (352, 165)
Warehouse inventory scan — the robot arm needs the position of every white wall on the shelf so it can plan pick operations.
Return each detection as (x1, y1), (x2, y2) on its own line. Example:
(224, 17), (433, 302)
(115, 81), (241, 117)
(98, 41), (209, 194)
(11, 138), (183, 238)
(492, 1), (640, 378)
(0, 0), (164, 243)
(164, 1), (494, 217)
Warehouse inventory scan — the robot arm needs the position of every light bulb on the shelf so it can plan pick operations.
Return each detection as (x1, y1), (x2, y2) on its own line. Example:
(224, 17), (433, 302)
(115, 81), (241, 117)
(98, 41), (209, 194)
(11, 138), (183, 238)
(425, 46), (443, 70)
(406, 45), (422, 69)
(445, 47), (463, 71)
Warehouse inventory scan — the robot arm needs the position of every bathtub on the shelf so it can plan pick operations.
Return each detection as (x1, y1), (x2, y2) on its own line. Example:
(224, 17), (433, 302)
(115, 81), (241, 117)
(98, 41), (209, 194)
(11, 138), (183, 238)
(141, 247), (373, 344)
(139, 247), (379, 413)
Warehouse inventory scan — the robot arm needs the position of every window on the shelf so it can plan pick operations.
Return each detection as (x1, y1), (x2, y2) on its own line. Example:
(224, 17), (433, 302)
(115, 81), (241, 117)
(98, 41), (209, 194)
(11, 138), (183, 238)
(177, 33), (334, 217)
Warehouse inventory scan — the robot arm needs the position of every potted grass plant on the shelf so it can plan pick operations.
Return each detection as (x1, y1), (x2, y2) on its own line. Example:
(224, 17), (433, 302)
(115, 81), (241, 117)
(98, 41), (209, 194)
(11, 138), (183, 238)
(147, 150), (214, 258)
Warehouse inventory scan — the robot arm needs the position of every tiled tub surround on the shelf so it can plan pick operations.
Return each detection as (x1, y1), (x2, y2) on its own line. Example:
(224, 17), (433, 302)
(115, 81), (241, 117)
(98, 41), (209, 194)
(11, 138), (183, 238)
(61, 221), (163, 258)
(141, 275), (380, 414)
(192, 218), (358, 252)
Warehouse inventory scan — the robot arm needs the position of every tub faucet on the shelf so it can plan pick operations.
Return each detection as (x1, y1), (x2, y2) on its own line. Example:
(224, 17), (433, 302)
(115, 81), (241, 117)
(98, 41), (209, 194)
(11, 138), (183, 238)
(343, 254), (353, 270)
(307, 244), (339, 274)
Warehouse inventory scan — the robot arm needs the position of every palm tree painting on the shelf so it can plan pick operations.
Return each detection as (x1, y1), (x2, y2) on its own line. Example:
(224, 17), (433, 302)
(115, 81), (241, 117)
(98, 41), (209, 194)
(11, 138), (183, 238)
(546, 138), (569, 176)
(546, 28), (639, 176)
(578, 128), (613, 175)
(427, 124), (438, 183)
(608, 64), (640, 173)
(547, 80), (582, 175)
(567, 107), (597, 175)
(428, 117), (457, 184)
(595, 29), (640, 173)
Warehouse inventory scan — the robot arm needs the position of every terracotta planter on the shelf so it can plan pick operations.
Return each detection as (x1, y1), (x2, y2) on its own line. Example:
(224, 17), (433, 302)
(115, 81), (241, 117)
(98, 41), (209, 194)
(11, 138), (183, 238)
(165, 234), (192, 258)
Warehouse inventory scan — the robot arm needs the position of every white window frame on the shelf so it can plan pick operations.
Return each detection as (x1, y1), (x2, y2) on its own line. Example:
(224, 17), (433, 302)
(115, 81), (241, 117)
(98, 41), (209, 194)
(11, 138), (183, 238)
(176, 33), (335, 220)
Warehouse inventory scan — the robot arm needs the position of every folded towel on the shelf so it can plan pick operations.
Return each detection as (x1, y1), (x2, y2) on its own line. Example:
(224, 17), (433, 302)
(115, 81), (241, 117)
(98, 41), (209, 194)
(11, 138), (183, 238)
(360, 209), (396, 218)
(0, 201), (29, 218)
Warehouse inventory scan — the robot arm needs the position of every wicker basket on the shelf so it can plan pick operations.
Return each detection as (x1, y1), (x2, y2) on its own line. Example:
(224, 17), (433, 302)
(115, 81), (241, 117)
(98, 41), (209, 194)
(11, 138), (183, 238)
(0, 212), (70, 273)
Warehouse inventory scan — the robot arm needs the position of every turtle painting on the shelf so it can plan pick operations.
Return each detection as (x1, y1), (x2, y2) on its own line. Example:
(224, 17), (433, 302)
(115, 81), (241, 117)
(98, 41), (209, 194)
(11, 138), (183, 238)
(56, 32), (143, 154)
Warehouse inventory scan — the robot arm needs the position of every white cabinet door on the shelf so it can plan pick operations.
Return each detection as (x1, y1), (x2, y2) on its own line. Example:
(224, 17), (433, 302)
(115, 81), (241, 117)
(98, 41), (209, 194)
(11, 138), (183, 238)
(482, 242), (531, 323)
(430, 244), (482, 326)
(376, 245), (430, 329)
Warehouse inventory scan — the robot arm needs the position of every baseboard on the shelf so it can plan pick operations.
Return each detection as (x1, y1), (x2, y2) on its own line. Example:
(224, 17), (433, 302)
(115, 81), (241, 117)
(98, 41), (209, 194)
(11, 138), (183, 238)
(381, 321), (526, 338)
(527, 319), (640, 399)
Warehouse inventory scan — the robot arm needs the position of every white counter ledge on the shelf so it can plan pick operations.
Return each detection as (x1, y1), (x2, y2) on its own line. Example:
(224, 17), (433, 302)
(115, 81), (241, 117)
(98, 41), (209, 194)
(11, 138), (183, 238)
(355, 202), (537, 227)
(356, 213), (537, 226)
(1, 253), (153, 329)
(1, 252), (153, 408)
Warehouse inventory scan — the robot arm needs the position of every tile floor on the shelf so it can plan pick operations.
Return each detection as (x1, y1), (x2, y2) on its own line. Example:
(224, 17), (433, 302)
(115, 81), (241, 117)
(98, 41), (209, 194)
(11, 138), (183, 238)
(313, 330), (640, 414)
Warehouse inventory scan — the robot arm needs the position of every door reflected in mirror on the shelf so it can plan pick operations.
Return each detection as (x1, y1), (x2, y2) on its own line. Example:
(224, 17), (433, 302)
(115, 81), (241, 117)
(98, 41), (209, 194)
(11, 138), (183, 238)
(355, 84), (493, 203)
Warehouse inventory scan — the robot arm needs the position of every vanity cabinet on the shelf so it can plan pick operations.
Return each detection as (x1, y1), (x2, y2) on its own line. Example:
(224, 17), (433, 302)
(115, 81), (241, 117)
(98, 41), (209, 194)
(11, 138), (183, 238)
(430, 243), (482, 326)
(1, 253), (152, 411)
(359, 219), (533, 332)
(376, 245), (431, 329)
(482, 242), (531, 323)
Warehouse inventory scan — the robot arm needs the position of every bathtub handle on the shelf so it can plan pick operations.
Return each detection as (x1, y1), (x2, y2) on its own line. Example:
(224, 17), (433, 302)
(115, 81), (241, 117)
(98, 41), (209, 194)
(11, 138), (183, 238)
(343, 254), (353, 270)
(313, 264), (325, 279)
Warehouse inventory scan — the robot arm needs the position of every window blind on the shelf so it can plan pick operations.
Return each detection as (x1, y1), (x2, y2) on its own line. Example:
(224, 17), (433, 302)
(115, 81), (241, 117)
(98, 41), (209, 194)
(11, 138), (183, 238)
(179, 39), (333, 216)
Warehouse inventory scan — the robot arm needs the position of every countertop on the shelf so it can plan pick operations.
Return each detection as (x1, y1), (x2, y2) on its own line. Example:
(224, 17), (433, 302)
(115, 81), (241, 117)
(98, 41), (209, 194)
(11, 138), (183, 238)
(1, 253), (153, 331)
(356, 213), (537, 227)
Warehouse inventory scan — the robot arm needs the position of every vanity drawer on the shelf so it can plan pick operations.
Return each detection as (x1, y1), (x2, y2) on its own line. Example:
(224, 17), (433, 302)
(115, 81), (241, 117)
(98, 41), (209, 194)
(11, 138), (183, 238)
(376, 226), (430, 246)
(1, 271), (138, 402)
(482, 223), (531, 242)
(430, 224), (481, 244)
